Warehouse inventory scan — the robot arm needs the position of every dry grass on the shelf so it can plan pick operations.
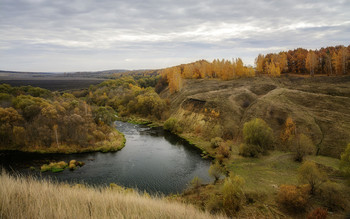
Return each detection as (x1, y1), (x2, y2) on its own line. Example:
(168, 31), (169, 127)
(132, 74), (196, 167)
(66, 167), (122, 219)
(0, 172), (225, 219)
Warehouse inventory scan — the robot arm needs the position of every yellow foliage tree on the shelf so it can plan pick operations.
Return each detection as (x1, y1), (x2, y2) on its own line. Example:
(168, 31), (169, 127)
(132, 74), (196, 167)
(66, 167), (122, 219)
(306, 50), (317, 76)
(255, 54), (264, 73)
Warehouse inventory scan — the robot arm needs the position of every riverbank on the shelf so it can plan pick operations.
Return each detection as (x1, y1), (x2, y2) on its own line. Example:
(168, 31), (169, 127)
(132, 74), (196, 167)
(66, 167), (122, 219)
(118, 116), (216, 159)
(0, 129), (126, 154)
(0, 171), (225, 219)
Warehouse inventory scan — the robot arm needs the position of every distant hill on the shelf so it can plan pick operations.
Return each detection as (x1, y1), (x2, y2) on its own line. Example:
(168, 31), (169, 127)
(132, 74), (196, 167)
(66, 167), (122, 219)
(0, 69), (128, 80)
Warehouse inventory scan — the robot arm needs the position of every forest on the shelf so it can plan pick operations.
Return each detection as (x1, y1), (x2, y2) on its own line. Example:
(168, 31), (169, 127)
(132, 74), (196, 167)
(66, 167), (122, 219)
(0, 84), (124, 153)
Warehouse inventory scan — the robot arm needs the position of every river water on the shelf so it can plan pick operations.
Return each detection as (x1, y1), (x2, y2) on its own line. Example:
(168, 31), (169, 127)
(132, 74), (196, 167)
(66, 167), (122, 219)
(0, 121), (212, 194)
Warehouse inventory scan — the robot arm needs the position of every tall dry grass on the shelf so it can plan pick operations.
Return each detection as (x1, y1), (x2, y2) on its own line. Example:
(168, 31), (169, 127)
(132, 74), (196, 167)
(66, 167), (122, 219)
(0, 171), (225, 219)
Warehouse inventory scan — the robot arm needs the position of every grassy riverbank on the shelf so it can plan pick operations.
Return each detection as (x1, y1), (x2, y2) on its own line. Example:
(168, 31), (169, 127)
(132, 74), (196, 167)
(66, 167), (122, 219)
(0, 172), (225, 219)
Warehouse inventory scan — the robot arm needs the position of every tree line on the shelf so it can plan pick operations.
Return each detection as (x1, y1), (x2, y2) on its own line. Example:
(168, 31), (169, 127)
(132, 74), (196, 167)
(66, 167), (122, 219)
(160, 59), (255, 93)
(255, 45), (350, 76)
(157, 45), (349, 94)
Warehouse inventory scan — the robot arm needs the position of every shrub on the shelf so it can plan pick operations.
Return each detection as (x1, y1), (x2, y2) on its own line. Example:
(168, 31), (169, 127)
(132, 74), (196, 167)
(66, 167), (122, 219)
(318, 181), (346, 211)
(190, 176), (202, 196)
(206, 194), (223, 214)
(217, 143), (230, 158)
(298, 161), (327, 195)
(239, 143), (263, 157)
(40, 164), (51, 172)
(340, 143), (350, 177)
(221, 175), (245, 216)
(210, 137), (223, 148)
(242, 118), (273, 156)
(208, 162), (225, 184)
(307, 208), (328, 219)
(277, 184), (310, 212)
(291, 134), (316, 162)
(69, 163), (76, 170)
(163, 117), (182, 133)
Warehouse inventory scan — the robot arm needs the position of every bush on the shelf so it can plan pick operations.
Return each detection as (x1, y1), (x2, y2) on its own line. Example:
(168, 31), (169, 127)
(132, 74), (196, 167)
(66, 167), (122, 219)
(221, 175), (245, 216)
(239, 143), (263, 157)
(340, 143), (350, 177)
(277, 184), (310, 212)
(217, 143), (230, 158)
(307, 208), (328, 219)
(242, 118), (273, 156)
(206, 194), (223, 214)
(298, 161), (327, 195)
(210, 137), (223, 148)
(163, 117), (182, 133)
(208, 162), (225, 183)
(291, 134), (316, 162)
(190, 176), (202, 196)
(318, 181), (346, 211)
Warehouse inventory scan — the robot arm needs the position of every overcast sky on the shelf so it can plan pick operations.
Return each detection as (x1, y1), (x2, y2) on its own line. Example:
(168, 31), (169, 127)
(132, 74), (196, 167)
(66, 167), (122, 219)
(1, 0), (349, 72)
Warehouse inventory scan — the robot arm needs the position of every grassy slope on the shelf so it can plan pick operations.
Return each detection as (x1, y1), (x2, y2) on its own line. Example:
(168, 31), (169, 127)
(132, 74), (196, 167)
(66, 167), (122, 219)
(162, 76), (350, 217)
(162, 75), (350, 158)
(0, 172), (225, 219)
(181, 150), (350, 218)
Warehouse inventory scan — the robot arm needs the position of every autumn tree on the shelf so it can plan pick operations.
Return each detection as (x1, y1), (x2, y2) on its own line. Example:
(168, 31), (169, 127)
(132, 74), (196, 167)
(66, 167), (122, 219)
(280, 117), (296, 144)
(267, 61), (281, 77)
(277, 52), (288, 73)
(298, 161), (327, 194)
(208, 161), (225, 184)
(164, 67), (183, 93)
(190, 176), (202, 197)
(255, 54), (264, 73)
(291, 134), (316, 162)
(306, 50), (317, 76)
(339, 46), (349, 75)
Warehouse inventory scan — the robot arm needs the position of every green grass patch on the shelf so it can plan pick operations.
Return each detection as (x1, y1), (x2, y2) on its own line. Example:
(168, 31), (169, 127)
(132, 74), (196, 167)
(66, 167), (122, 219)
(227, 151), (300, 194)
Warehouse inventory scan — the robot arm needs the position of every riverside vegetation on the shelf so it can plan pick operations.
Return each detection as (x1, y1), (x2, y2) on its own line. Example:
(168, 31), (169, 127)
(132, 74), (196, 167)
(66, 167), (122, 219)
(1, 45), (350, 218)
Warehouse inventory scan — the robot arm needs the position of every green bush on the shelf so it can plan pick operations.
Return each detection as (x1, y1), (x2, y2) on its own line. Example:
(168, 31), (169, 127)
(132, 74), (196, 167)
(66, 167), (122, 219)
(239, 143), (263, 157)
(163, 117), (182, 133)
(221, 175), (245, 216)
(318, 181), (346, 211)
(206, 194), (223, 214)
(291, 134), (315, 162)
(208, 162), (225, 184)
(190, 176), (202, 196)
(242, 118), (273, 157)
(340, 143), (350, 177)
(298, 161), (327, 195)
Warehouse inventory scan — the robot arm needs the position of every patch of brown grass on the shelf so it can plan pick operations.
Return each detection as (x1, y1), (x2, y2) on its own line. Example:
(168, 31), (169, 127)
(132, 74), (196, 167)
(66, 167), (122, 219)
(0, 171), (225, 219)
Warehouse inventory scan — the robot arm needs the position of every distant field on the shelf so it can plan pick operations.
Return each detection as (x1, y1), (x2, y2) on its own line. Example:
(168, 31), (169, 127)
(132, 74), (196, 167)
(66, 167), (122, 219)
(0, 79), (105, 91)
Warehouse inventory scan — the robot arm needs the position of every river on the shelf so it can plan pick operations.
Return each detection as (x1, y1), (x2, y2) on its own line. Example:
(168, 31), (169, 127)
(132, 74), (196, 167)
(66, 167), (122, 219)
(0, 121), (212, 194)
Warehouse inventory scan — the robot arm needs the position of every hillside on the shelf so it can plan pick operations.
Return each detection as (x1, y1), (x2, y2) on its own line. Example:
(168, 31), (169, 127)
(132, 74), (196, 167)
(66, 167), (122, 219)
(161, 75), (350, 158)
(0, 172), (224, 219)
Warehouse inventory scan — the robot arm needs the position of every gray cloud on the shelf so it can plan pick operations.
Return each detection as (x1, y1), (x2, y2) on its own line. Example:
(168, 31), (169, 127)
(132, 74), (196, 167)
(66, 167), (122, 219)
(0, 0), (349, 71)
